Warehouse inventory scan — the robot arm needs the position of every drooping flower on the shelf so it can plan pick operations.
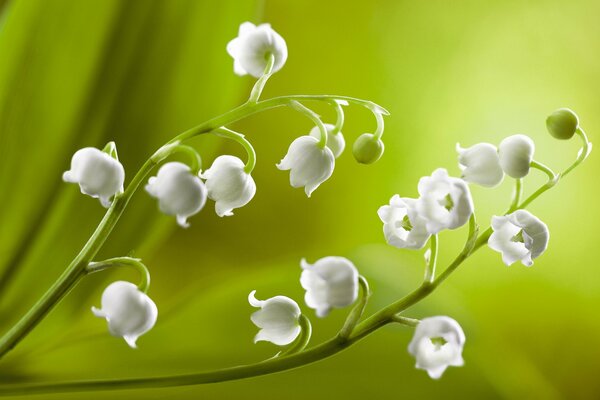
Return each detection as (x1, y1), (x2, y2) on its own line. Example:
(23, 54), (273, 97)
(145, 162), (207, 228)
(200, 155), (256, 217)
(408, 316), (466, 379)
(226, 22), (287, 78)
(488, 209), (549, 266)
(456, 142), (504, 187)
(92, 281), (158, 348)
(277, 135), (335, 197)
(309, 123), (345, 158)
(248, 290), (301, 346)
(416, 168), (474, 234)
(378, 195), (430, 249)
(63, 147), (125, 207)
(498, 134), (535, 178)
(300, 257), (358, 318)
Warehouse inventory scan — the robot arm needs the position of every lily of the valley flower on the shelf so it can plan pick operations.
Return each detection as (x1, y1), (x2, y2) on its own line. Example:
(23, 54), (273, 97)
(300, 257), (358, 317)
(226, 22), (287, 78)
(145, 162), (207, 228)
(248, 290), (301, 346)
(92, 281), (158, 349)
(277, 135), (335, 197)
(408, 316), (466, 379)
(488, 209), (549, 266)
(456, 142), (504, 187)
(416, 168), (474, 234)
(498, 134), (535, 178)
(201, 155), (256, 217)
(378, 195), (430, 249)
(63, 147), (125, 208)
(309, 123), (345, 158)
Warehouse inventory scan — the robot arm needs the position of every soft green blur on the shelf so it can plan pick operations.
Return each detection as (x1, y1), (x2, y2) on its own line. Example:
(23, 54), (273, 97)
(0, 0), (599, 399)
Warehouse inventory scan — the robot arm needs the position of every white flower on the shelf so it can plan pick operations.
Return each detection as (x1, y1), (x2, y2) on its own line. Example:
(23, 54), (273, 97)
(488, 209), (549, 266)
(63, 147), (125, 207)
(456, 142), (504, 187)
(300, 257), (358, 317)
(277, 136), (335, 197)
(378, 195), (430, 249)
(309, 123), (345, 158)
(92, 281), (158, 348)
(408, 316), (466, 379)
(226, 22), (287, 78)
(498, 134), (535, 178)
(145, 162), (207, 228)
(416, 168), (474, 234)
(248, 290), (301, 346)
(200, 155), (256, 217)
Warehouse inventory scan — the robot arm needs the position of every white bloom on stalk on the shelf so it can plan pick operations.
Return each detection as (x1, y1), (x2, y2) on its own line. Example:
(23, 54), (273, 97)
(145, 162), (207, 228)
(408, 316), (466, 379)
(498, 134), (535, 178)
(63, 147), (125, 208)
(92, 281), (158, 349)
(200, 155), (256, 217)
(277, 136), (335, 197)
(309, 123), (345, 158)
(378, 195), (430, 249)
(226, 22), (288, 78)
(248, 290), (301, 346)
(488, 209), (549, 266)
(456, 142), (504, 187)
(416, 168), (474, 234)
(300, 257), (358, 317)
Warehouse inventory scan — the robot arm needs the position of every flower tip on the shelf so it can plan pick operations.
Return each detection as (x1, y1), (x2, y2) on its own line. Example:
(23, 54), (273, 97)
(124, 335), (139, 349)
(176, 215), (190, 228)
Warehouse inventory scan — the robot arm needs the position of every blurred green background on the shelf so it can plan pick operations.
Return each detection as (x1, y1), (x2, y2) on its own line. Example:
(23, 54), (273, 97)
(0, 0), (598, 399)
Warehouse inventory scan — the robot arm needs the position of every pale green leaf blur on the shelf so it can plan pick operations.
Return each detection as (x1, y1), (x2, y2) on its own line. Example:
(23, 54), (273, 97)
(0, 0), (598, 399)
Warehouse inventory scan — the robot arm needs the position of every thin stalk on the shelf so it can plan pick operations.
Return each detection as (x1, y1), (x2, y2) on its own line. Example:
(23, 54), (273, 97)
(86, 257), (151, 293)
(423, 234), (439, 283)
(213, 127), (256, 173)
(290, 101), (328, 148)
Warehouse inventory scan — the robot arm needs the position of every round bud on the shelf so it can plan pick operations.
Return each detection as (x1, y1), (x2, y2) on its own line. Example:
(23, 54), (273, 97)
(546, 108), (579, 140)
(353, 133), (384, 164)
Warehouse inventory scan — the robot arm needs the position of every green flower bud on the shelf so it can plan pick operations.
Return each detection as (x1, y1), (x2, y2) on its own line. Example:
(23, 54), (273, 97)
(546, 108), (579, 140)
(353, 133), (384, 164)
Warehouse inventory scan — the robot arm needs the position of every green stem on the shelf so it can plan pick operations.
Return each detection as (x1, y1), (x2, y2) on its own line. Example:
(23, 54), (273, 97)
(562, 127), (591, 178)
(507, 178), (523, 213)
(391, 315), (420, 327)
(373, 110), (385, 139)
(168, 145), (202, 174)
(338, 276), (370, 338)
(279, 315), (312, 356)
(86, 257), (151, 293)
(423, 234), (439, 283)
(530, 160), (557, 181)
(248, 53), (275, 103)
(330, 100), (345, 136)
(290, 101), (328, 148)
(213, 127), (256, 173)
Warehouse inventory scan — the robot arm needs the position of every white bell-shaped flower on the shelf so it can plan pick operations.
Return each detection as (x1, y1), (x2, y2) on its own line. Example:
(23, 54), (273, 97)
(488, 209), (549, 266)
(456, 142), (504, 187)
(63, 147), (125, 207)
(416, 168), (474, 234)
(408, 316), (466, 379)
(145, 162), (207, 228)
(277, 135), (335, 197)
(309, 123), (345, 158)
(248, 290), (301, 346)
(300, 257), (358, 318)
(498, 134), (535, 178)
(378, 195), (430, 249)
(92, 281), (158, 348)
(200, 155), (256, 217)
(226, 22), (287, 78)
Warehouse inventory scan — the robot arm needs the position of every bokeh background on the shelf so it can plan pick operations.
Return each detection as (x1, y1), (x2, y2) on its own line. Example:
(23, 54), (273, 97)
(0, 0), (598, 399)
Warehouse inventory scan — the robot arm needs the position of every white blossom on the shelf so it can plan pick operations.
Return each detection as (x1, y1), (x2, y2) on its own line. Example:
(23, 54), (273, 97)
(63, 147), (125, 207)
(226, 22), (287, 78)
(488, 209), (549, 266)
(456, 142), (504, 187)
(498, 134), (535, 178)
(200, 155), (256, 217)
(248, 290), (301, 346)
(300, 257), (358, 317)
(408, 316), (466, 379)
(277, 136), (335, 197)
(309, 123), (345, 158)
(416, 168), (474, 234)
(378, 195), (430, 249)
(92, 281), (158, 348)
(145, 162), (207, 228)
